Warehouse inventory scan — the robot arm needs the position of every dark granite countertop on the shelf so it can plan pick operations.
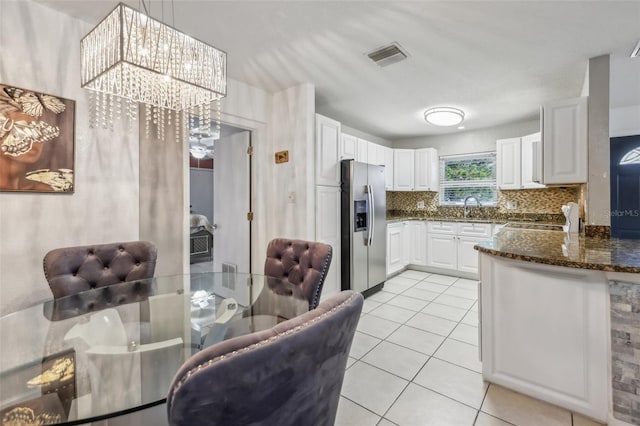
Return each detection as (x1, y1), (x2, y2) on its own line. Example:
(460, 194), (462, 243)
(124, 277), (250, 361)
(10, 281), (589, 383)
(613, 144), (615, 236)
(474, 228), (640, 273)
(386, 216), (503, 224)
(386, 210), (565, 225)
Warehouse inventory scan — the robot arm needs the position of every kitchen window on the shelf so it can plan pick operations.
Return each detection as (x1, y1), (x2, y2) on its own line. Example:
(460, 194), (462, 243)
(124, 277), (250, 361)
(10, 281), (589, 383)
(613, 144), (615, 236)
(439, 153), (497, 206)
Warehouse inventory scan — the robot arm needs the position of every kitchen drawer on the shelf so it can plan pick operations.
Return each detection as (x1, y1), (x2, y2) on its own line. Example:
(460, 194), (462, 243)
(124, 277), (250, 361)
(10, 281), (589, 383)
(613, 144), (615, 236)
(459, 222), (492, 238)
(427, 221), (457, 235)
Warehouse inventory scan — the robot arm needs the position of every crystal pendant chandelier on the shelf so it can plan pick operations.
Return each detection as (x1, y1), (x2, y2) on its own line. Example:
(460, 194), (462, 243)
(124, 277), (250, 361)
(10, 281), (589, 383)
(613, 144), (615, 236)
(80, 2), (226, 141)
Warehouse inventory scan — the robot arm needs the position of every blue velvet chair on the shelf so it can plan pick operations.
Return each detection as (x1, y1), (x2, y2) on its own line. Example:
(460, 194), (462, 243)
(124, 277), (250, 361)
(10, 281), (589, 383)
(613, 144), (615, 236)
(166, 290), (363, 426)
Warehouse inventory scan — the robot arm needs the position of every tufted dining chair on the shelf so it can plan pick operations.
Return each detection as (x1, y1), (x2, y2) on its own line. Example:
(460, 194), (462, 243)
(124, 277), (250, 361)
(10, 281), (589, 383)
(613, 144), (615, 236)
(167, 290), (363, 426)
(43, 241), (158, 299)
(263, 238), (332, 310)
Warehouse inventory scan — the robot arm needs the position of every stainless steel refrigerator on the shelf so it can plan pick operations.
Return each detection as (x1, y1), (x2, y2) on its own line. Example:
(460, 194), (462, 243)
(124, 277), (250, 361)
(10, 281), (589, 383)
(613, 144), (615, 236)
(341, 160), (387, 295)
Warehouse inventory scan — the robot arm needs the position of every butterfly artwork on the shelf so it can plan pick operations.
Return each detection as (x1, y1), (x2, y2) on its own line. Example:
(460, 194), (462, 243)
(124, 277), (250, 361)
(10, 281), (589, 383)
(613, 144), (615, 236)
(0, 83), (75, 193)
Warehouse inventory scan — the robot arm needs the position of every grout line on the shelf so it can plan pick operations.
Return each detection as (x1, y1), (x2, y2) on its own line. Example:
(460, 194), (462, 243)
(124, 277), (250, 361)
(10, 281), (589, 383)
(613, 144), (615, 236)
(349, 271), (484, 424)
(356, 356), (429, 384)
(409, 377), (485, 412)
(339, 394), (385, 421)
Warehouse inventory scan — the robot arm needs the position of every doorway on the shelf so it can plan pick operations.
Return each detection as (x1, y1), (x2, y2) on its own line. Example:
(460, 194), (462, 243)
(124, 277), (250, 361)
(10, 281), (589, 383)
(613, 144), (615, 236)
(188, 123), (252, 273)
(610, 134), (640, 239)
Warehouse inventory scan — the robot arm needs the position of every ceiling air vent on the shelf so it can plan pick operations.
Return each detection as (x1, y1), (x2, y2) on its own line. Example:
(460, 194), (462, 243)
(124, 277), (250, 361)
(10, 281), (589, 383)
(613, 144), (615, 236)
(367, 42), (409, 67)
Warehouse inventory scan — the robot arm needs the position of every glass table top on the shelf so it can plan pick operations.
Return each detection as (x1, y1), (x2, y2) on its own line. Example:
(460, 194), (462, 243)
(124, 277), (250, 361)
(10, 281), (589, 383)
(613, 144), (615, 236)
(0, 273), (309, 425)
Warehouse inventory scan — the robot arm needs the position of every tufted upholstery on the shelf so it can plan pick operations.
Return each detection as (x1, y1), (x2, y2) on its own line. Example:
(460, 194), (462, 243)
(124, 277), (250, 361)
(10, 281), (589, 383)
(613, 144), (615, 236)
(43, 241), (158, 299)
(263, 238), (332, 310)
(167, 290), (363, 426)
(42, 279), (156, 321)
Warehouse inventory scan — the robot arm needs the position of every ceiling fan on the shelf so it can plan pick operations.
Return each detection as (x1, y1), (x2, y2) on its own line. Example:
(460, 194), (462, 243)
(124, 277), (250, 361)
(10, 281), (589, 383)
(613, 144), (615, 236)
(189, 127), (219, 159)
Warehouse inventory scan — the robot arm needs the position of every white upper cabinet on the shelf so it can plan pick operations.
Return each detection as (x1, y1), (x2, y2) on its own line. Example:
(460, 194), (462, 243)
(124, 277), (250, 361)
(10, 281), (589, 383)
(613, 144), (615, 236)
(367, 141), (385, 166)
(542, 96), (588, 184)
(356, 138), (368, 163)
(315, 114), (341, 186)
(384, 146), (394, 190)
(496, 137), (522, 190)
(393, 149), (415, 191)
(521, 132), (545, 189)
(414, 148), (439, 192)
(497, 133), (545, 190)
(340, 133), (357, 160)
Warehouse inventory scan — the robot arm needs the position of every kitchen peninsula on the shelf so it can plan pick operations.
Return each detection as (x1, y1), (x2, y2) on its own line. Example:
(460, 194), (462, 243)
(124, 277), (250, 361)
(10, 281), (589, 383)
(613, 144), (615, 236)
(475, 228), (640, 425)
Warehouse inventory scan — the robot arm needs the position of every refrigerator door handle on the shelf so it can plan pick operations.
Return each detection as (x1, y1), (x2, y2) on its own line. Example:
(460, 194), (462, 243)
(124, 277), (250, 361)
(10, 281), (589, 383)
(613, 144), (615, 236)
(367, 184), (375, 246)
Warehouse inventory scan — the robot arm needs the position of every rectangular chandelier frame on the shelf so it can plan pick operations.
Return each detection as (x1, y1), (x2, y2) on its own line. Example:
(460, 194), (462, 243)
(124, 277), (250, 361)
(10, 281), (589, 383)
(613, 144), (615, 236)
(80, 2), (227, 113)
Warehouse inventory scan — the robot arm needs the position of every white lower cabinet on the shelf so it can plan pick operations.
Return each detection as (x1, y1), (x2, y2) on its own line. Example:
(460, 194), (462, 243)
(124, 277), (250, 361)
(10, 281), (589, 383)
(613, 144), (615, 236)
(426, 222), (492, 275)
(386, 222), (405, 275)
(400, 221), (411, 267)
(426, 233), (457, 270)
(388, 220), (492, 277)
(479, 253), (608, 422)
(409, 221), (427, 266)
(458, 236), (485, 274)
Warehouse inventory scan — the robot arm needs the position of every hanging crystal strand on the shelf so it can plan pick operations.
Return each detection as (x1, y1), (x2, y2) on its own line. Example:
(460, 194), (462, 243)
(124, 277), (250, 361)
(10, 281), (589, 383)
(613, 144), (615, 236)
(204, 102), (211, 135)
(107, 94), (114, 131)
(216, 98), (221, 131)
(154, 106), (161, 140)
(89, 91), (96, 129)
(101, 91), (108, 129)
(97, 92), (103, 130)
(160, 107), (165, 141)
(114, 96), (122, 128)
(182, 111), (191, 145)
(167, 104), (172, 130)
(126, 98), (134, 131)
(175, 111), (181, 143)
(145, 103), (151, 138)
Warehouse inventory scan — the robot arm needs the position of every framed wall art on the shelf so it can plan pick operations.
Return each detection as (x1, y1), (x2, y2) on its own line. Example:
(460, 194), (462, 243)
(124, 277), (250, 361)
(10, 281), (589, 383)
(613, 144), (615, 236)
(0, 84), (75, 193)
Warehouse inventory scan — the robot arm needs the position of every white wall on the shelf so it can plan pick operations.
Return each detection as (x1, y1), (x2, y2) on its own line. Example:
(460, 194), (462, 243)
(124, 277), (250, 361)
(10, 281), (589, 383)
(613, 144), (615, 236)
(253, 83), (316, 261)
(610, 51), (640, 137)
(393, 117), (539, 155)
(611, 105), (640, 137)
(0, 0), (139, 315)
(586, 55), (610, 227)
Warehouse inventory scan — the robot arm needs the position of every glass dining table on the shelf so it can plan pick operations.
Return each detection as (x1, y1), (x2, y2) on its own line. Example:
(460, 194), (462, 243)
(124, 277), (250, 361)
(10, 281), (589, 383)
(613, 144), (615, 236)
(0, 272), (309, 425)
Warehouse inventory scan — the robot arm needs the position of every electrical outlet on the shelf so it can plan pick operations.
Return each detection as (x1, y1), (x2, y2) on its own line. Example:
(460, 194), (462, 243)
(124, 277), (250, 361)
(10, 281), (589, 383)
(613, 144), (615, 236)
(417, 200), (425, 210)
(506, 201), (518, 210)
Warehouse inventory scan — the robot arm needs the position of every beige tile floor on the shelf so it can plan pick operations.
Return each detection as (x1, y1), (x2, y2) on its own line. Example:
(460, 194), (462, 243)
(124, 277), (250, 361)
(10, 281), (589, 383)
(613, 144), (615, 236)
(336, 270), (605, 426)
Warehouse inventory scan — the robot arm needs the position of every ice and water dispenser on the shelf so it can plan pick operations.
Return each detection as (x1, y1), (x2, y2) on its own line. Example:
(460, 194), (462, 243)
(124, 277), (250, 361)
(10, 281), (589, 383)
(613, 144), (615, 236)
(354, 199), (368, 232)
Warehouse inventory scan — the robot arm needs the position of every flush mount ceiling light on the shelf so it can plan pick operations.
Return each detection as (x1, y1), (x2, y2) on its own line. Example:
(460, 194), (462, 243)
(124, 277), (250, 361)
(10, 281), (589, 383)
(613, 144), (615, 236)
(80, 2), (226, 140)
(424, 107), (465, 126)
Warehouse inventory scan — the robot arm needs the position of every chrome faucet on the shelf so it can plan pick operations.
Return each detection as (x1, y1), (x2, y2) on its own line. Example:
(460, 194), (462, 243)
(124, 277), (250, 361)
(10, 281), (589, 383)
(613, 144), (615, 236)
(463, 195), (482, 218)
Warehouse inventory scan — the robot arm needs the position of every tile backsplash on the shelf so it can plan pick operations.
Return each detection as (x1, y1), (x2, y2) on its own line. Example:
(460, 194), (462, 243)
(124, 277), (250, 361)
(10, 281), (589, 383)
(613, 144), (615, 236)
(387, 187), (581, 223)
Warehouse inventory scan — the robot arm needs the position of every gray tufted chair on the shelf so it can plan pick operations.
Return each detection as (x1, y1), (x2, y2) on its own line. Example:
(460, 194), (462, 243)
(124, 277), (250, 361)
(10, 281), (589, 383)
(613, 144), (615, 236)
(263, 238), (332, 310)
(167, 290), (363, 426)
(43, 241), (158, 299)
